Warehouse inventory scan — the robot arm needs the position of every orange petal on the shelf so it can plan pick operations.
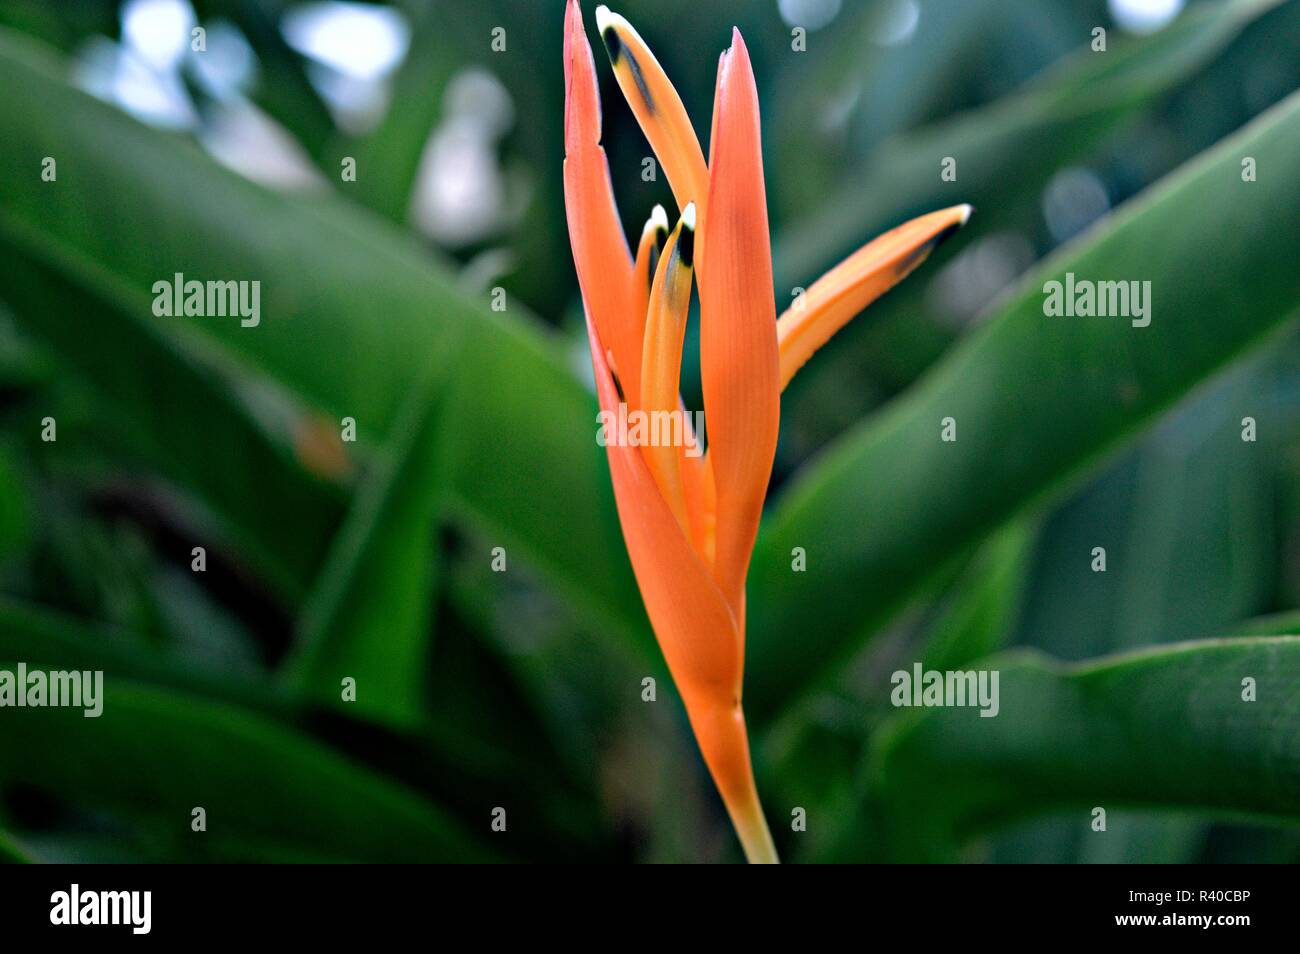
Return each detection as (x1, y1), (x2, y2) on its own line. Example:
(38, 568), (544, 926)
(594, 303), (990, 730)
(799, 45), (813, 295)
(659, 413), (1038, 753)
(594, 6), (710, 216)
(639, 203), (697, 535)
(588, 311), (774, 862)
(563, 0), (641, 404)
(698, 30), (779, 621)
(777, 204), (973, 390)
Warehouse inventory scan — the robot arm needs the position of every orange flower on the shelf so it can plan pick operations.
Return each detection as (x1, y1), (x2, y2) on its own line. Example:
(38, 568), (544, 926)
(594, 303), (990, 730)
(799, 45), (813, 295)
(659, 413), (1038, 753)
(563, 0), (971, 863)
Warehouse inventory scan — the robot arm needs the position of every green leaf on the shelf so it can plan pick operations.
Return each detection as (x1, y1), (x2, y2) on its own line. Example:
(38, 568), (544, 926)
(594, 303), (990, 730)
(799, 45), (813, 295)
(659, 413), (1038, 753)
(774, 0), (1282, 289)
(0, 29), (648, 651)
(0, 595), (281, 712)
(336, 0), (463, 223)
(798, 0), (1300, 406)
(1016, 347), (1281, 664)
(860, 637), (1300, 861)
(0, 207), (346, 601)
(747, 87), (1300, 721)
(921, 518), (1036, 673)
(763, 521), (1033, 862)
(441, 329), (652, 657)
(283, 357), (457, 726)
(0, 675), (496, 862)
(986, 348), (1283, 861)
(772, 0), (1294, 429)
(1237, 610), (1300, 635)
(0, 592), (585, 835)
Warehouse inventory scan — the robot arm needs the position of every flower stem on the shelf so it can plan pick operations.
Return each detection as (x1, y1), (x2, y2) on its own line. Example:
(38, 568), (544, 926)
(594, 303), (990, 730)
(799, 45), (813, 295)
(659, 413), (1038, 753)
(691, 700), (781, 863)
(732, 795), (779, 864)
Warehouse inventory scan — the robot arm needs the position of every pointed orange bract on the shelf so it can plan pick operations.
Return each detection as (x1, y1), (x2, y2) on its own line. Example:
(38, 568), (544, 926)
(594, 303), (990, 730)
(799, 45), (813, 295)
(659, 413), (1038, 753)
(563, 0), (641, 404)
(698, 32), (780, 626)
(562, 0), (970, 864)
(595, 6), (710, 217)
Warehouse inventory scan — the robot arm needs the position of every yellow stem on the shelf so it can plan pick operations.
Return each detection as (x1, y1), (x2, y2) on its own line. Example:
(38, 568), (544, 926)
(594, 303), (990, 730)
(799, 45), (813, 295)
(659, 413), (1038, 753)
(731, 789), (779, 864)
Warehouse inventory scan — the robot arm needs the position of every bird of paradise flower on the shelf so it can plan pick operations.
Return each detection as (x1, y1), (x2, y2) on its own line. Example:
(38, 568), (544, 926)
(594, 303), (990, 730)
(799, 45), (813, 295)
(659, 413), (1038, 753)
(562, 0), (972, 863)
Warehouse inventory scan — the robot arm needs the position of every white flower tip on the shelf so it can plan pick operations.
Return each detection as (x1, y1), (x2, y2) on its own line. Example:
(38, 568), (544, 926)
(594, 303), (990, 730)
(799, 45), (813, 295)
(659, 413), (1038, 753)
(645, 204), (669, 235)
(959, 203), (974, 225)
(594, 5), (617, 35)
(596, 5), (643, 46)
(681, 202), (697, 231)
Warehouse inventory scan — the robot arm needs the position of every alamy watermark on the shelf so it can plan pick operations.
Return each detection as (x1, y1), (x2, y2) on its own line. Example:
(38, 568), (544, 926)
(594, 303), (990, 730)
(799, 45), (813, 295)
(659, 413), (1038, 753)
(152, 272), (261, 327)
(1043, 272), (1151, 327)
(0, 663), (103, 717)
(890, 663), (1000, 717)
(51, 885), (150, 934)
(597, 403), (704, 457)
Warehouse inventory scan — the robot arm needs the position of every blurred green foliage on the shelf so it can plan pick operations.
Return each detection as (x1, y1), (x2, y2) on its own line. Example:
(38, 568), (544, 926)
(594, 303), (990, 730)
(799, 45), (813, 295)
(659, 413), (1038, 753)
(0, 0), (1297, 862)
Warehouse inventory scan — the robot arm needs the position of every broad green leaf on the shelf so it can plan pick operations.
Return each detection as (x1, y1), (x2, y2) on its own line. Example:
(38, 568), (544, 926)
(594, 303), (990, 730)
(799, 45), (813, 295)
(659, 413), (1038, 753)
(283, 357), (457, 726)
(0, 595), (281, 712)
(787, 0), (1300, 407)
(0, 29), (649, 652)
(0, 674), (495, 862)
(1237, 610), (1300, 635)
(747, 87), (1300, 721)
(774, 0), (1282, 290)
(763, 522), (1033, 861)
(770, 0), (1293, 525)
(441, 330), (652, 657)
(1013, 346), (1282, 667)
(921, 518), (1036, 673)
(0, 592), (606, 857)
(0, 208), (346, 601)
(853, 637), (1300, 861)
(987, 347), (1282, 861)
